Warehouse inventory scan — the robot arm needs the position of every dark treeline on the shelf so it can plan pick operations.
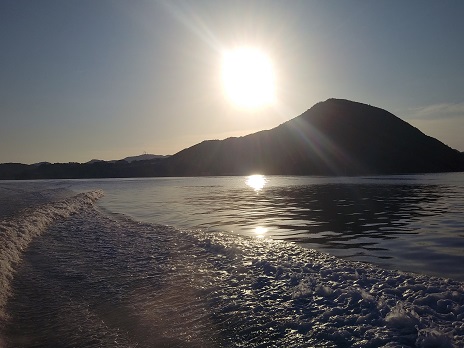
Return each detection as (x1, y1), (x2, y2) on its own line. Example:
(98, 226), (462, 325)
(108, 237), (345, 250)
(0, 159), (167, 180)
(2, 99), (464, 180)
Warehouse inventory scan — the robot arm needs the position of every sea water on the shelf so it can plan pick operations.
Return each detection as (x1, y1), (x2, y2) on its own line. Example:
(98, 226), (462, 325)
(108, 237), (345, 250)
(0, 174), (463, 347)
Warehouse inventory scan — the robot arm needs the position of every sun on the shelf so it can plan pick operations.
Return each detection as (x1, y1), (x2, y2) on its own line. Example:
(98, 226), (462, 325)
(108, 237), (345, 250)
(222, 47), (275, 109)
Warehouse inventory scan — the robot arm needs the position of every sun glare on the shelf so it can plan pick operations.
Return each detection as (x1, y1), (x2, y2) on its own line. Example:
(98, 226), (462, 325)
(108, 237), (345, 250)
(246, 174), (267, 192)
(254, 226), (268, 238)
(222, 47), (275, 109)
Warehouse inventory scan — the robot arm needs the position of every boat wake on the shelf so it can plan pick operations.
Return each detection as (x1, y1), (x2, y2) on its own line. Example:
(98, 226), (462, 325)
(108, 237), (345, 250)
(1, 190), (463, 347)
(0, 191), (103, 326)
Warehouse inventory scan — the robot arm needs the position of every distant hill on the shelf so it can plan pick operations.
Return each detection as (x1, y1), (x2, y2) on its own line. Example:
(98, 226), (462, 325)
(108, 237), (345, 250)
(163, 99), (463, 176)
(0, 99), (463, 179)
(122, 154), (169, 163)
(0, 155), (168, 180)
(84, 154), (168, 164)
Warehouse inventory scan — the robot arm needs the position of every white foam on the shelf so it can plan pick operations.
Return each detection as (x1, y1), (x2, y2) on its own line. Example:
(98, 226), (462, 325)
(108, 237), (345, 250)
(0, 191), (103, 326)
(169, 228), (464, 347)
(2, 201), (464, 347)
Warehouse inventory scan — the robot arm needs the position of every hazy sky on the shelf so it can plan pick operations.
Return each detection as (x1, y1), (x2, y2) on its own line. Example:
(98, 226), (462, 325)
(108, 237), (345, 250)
(1, 0), (463, 164)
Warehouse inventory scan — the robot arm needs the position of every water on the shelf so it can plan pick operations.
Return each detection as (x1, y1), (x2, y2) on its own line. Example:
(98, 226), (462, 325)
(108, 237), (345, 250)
(0, 173), (463, 347)
(64, 173), (464, 280)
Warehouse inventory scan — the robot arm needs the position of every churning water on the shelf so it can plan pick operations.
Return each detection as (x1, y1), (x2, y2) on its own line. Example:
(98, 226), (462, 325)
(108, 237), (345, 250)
(0, 173), (463, 347)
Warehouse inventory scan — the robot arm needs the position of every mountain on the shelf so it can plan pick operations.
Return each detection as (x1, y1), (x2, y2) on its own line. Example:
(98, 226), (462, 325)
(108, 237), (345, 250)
(163, 99), (463, 176)
(122, 154), (169, 163)
(0, 157), (167, 180)
(0, 155), (168, 180)
(1, 99), (462, 179)
(84, 154), (169, 164)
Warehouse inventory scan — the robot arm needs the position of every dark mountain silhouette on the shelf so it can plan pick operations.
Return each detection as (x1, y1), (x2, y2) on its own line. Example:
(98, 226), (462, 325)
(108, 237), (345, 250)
(85, 154), (169, 164)
(0, 158), (167, 180)
(0, 163), (30, 179)
(163, 99), (463, 176)
(0, 99), (463, 179)
(122, 154), (169, 163)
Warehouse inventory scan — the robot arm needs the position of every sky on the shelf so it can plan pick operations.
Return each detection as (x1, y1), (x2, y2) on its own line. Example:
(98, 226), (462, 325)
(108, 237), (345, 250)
(1, 0), (463, 164)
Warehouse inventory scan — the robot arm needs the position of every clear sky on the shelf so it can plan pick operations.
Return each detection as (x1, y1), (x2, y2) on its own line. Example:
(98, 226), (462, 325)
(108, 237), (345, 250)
(1, 0), (463, 164)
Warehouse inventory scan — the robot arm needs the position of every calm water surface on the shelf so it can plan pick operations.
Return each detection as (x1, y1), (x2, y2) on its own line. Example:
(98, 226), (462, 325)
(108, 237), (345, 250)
(63, 172), (464, 280)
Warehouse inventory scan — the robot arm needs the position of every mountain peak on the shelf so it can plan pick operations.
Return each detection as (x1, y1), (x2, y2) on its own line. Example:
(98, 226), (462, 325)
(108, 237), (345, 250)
(122, 154), (169, 163)
(1, 99), (462, 179)
(164, 99), (463, 176)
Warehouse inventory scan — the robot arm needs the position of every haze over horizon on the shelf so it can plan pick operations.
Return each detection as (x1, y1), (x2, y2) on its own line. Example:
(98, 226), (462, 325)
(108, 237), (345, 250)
(1, 0), (464, 164)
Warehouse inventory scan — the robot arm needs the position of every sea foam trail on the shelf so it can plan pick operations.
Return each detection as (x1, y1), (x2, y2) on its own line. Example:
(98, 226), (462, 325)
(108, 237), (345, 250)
(6, 207), (463, 348)
(0, 190), (103, 327)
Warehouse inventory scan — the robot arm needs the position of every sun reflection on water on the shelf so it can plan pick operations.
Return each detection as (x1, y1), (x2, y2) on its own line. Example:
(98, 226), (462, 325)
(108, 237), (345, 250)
(246, 175), (267, 192)
(254, 226), (268, 238)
